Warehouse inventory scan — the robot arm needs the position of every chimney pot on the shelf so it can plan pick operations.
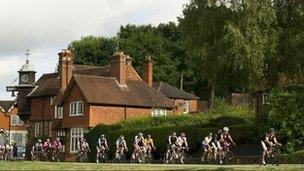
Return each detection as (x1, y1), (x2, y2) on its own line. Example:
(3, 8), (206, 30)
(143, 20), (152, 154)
(110, 52), (127, 85)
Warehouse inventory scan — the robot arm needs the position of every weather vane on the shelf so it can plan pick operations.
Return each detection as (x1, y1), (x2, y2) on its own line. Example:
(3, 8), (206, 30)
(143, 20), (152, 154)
(25, 48), (30, 63)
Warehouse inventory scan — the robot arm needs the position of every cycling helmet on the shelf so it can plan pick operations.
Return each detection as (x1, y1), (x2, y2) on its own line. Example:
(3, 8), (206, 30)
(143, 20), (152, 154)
(269, 128), (275, 133)
(38, 139), (42, 143)
(172, 132), (177, 136)
(181, 132), (186, 137)
(56, 137), (60, 141)
(101, 134), (105, 138)
(217, 129), (222, 134)
(208, 133), (213, 137)
(147, 134), (151, 138)
(223, 127), (229, 132)
(120, 135), (124, 139)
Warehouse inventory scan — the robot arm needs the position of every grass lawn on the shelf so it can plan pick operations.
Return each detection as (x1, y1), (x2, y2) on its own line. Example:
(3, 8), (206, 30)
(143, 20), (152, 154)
(0, 161), (304, 170)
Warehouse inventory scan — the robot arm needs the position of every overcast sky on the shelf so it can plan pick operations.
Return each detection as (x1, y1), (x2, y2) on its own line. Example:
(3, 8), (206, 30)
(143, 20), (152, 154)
(0, 0), (188, 100)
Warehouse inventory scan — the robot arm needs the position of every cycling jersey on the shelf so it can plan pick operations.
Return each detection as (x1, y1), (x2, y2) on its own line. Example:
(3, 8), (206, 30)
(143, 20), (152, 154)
(116, 140), (127, 149)
(167, 135), (178, 145)
(52, 140), (62, 150)
(178, 136), (188, 147)
(96, 138), (107, 147)
(35, 143), (43, 152)
(43, 142), (52, 151)
(144, 138), (154, 146)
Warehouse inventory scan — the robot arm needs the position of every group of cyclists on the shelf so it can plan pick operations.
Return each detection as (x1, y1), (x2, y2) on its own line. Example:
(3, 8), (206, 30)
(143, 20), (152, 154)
(0, 142), (14, 161)
(30, 126), (281, 165)
(31, 137), (62, 162)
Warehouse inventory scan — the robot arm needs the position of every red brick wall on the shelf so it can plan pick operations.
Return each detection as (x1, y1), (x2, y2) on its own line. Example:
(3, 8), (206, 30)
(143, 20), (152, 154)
(0, 110), (9, 130)
(30, 97), (53, 122)
(61, 84), (89, 128)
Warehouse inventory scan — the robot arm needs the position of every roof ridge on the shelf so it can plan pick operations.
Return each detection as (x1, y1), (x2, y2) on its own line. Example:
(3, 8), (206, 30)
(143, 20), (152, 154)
(73, 74), (115, 80)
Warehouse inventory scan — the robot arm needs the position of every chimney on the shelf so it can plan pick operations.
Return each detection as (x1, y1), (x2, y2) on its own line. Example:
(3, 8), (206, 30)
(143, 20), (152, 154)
(142, 56), (153, 87)
(110, 51), (127, 86)
(58, 49), (73, 91)
(126, 55), (133, 66)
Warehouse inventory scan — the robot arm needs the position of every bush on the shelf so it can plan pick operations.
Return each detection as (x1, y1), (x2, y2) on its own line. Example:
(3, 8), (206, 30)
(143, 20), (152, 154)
(86, 124), (258, 162)
(267, 86), (304, 152)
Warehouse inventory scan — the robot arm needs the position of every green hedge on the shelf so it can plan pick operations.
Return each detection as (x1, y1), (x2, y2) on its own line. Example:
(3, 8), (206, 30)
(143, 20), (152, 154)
(86, 124), (258, 162)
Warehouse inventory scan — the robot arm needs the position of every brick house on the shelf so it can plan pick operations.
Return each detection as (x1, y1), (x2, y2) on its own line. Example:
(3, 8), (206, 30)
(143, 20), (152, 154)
(0, 101), (27, 147)
(22, 49), (198, 160)
(153, 82), (199, 114)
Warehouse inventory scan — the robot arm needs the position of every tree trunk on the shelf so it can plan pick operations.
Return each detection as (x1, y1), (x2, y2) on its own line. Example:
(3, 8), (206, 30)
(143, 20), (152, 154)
(207, 83), (215, 109)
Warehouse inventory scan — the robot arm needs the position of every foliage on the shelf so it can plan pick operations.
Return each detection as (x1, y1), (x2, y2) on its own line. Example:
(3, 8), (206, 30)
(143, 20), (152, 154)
(267, 86), (304, 152)
(68, 36), (117, 66)
(86, 124), (257, 161)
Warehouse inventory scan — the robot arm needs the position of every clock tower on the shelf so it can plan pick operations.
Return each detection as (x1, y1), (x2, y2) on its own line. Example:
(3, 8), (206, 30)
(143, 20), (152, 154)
(7, 49), (36, 121)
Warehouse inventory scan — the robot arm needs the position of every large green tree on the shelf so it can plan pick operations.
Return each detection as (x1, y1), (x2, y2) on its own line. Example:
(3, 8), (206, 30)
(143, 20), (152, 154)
(68, 36), (117, 66)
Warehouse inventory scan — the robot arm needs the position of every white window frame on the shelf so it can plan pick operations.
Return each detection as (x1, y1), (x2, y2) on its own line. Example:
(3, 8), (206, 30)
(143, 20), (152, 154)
(34, 122), (40, 137)
(69, 101), (83, 116)
(262, 93), (268, 105)
(70, 128), (83, 153)
(50, 96), (55, 105)
(55, 106), (63, 119)
(182, 100), (190, 114)
(57, 130), (66, 152)
(11, 115), (24, 126)
(151, 108), (167, 117)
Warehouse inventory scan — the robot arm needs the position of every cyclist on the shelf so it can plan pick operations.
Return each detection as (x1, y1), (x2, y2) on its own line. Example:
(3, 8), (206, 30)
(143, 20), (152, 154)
(144, 134), (155, 157)
(165, 132), (178, 163)
(115, 135), (128, 159)
(261, 128), (282, 165)
(43, 138), (52, 161)
(31, 139), (43, 161)
(77, 137), (90, 162)
(51, 137), (62, 161)
(0, 143), (5, 160)
(132, 132), (145, 163)
(5, 142), (13, 161)
(96, 134), (108, 163)
(216, 129), (224, 164)
(177, 132), (188, 163)
(201, 133), (213, 162)
(222, 127), (235, 149)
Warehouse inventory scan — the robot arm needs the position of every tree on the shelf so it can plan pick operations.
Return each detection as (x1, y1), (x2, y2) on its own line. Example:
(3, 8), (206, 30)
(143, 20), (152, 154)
(179, 0), (237, 107)
(118, 24), (181, 87)
(68, 36), (117, 66)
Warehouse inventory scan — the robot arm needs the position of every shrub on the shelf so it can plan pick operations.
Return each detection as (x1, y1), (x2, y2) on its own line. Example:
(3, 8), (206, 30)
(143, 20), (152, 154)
(86, 124), (258, 162)
(267, 86), (304, 152)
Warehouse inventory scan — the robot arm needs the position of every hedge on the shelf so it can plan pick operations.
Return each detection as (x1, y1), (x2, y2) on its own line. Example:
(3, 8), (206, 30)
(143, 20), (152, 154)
(85, 124), (258, 162)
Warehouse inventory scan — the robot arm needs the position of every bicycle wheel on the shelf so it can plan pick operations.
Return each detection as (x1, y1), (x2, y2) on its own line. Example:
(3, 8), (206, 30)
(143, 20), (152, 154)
(225, 151), (234, 165)
(100, 153), (108, 163)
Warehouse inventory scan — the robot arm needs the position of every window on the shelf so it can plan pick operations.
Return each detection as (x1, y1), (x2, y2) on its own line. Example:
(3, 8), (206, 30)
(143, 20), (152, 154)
(57, 130), (66, 152)
(70, 128), (83, 153)
(49, 122), (52, 137)
(69, 101), (83, 116)
(34, 122), (40, 137)
(50, 96), (55, 105)
(11, 115), (24, 125)
(182, 100), (190, 114)
(151, 108), (166, 117)
(55, 106), (63, 119)
(262, 93), (268, 105)
(11, 133), (23, 146)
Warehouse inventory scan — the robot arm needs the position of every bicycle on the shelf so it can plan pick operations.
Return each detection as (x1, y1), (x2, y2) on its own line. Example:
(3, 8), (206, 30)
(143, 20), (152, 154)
(261, 144), (281, 166)
(164, 144), (179, 164)
(131, 146), (146, 164)
(145, 145), (155, 163)
(202, 146), (217, 164)
(97, 148), (108, 163)
(113, 148), (126, 163)
(76, 150), (89, 162)
(222, 145), (234, 165)
(52, 148), (61, 162)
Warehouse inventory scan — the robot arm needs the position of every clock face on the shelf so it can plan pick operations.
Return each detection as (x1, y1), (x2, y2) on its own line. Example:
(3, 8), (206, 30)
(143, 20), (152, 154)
(21, 75), (29, 83)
